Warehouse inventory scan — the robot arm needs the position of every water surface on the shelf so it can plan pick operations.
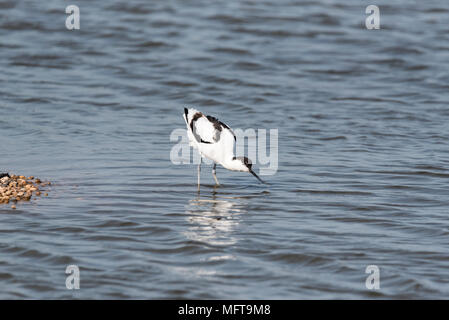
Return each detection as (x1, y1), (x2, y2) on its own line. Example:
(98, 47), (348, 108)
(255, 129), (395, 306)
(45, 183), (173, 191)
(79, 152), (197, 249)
(1, 0), (449, 299)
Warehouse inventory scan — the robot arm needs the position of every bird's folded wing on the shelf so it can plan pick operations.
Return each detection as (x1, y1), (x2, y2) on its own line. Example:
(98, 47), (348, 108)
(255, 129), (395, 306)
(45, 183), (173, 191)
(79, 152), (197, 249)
(192, 116), (221, 144)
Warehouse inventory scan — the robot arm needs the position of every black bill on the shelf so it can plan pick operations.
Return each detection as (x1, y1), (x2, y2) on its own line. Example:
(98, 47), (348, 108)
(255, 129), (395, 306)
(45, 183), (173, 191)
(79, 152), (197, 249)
(250, 170), (266, 184)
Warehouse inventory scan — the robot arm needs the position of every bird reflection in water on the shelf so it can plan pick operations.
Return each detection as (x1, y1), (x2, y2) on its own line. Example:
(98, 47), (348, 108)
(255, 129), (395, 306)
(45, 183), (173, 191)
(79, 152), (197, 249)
(184, 188), (246, 246)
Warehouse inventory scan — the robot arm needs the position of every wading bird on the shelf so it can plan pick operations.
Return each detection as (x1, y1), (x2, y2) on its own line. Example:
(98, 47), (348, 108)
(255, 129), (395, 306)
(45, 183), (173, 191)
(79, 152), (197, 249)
(183, 107), (265, 190)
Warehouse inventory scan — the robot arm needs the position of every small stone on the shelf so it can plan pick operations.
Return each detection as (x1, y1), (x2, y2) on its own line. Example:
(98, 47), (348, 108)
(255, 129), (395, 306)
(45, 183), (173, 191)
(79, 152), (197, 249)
(0, 173), (9, 179)
(0, 173), (50, 207)
(11, 205), (16, 209)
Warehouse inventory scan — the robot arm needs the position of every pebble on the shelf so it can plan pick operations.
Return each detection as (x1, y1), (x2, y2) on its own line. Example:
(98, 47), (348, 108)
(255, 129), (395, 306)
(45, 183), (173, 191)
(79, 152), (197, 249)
(0, 173), (50, 207)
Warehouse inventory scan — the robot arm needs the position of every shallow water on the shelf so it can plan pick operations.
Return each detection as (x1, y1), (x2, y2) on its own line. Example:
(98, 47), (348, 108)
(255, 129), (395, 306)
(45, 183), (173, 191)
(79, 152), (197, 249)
(1, 0), (449, 299)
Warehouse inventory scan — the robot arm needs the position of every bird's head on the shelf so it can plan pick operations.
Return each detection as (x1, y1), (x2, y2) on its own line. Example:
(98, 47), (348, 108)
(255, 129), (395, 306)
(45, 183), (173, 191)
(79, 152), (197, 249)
(231, 157), (265, 184)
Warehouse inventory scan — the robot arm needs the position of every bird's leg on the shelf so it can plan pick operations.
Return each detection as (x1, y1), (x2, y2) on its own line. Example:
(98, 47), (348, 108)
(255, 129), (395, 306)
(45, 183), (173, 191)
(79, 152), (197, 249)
(212, 163), (220, 186)
(197, 158), (201, 192)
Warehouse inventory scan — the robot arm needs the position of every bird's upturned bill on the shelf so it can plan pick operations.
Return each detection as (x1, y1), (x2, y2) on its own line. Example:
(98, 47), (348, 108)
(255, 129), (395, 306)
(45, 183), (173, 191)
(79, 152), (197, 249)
(250, 170), (266, 184)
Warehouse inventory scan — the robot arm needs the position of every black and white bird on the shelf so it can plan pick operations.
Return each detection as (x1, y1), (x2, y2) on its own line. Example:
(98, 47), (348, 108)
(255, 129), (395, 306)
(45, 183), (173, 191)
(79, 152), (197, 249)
(183, 107), (265, 190)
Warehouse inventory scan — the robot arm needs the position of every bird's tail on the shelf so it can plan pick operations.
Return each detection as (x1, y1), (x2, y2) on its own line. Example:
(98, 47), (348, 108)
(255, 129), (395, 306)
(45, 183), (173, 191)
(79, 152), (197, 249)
(183, 108), (189, 125)
(183, 107), (200, 126)
(183, 107), (199, 147)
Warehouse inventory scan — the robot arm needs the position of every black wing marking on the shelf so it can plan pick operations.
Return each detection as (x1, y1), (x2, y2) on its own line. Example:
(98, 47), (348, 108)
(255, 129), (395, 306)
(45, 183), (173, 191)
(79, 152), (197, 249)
(206, 115), (236, 142)
(190, 112), (211, 144)
(188, 110), (236, 144)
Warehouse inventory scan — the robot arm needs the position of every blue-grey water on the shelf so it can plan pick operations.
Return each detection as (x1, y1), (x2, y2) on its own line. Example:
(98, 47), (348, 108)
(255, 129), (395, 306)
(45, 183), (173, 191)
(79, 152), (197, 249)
(1, 0), (449, 299)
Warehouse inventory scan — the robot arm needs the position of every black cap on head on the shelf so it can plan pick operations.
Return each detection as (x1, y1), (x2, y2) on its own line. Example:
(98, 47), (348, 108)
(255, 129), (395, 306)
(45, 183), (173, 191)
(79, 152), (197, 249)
(233, 157), (265, 184)
(233, 156), (252, 170)
(242, 156), (252, 170)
